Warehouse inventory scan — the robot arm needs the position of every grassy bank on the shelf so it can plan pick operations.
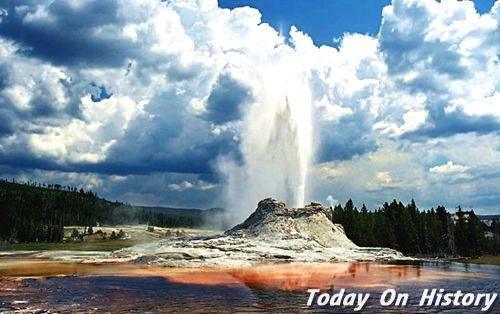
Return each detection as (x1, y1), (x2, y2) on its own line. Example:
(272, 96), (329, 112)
(0, 239), (138, 252)
(0, 225), (218, 253)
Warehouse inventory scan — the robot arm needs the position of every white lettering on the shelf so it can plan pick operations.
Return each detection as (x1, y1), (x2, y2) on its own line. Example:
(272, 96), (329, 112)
(483, 293), (497, 312)
(306, 288), (496, 312)
(329, 289), (344, 306)
(380, 289), (396, 306)
(343, 293), (355, 306)
(420, 289), (435, 306)
(306, 289), (320, 306)
(317, 293), (330, 306)
(462, 293), (475, 306)
(354, 293), (370, 311)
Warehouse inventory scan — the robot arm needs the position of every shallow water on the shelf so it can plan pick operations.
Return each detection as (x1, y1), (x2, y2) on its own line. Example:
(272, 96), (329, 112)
(0, 260), (498, 313)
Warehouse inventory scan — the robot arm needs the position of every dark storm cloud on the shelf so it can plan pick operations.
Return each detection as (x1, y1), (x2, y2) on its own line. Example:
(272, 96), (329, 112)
(0, 131), (239, 177)
(0, 0), (135, 67)
(166, 60), (205, 82)
(89, 172), (221, 209)
(405, 106), (500, 140)
(0, 64), (83, 128)
(0, 63), (9, 90)
(204, 74), (253, 124)
(380, 33), (468, 80)
(0, 65), (13, 135)
(94, 89), (242, 176)
(316, 112), (378, 162)
(99, 134), (239, 175)
(0, 107), (15, 136)
(0, 153), (69, 173)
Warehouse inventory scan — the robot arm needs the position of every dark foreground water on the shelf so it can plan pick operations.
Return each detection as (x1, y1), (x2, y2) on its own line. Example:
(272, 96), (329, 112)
(0, 260), (498, 313)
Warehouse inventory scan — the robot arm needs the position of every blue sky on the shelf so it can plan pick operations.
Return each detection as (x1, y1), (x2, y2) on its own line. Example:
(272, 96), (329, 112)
(219, 0), (496, 46)
(0, 0), (499, 215)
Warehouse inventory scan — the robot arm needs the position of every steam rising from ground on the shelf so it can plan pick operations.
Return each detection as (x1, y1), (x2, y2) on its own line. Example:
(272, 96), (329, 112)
(219, 56), (313, 223)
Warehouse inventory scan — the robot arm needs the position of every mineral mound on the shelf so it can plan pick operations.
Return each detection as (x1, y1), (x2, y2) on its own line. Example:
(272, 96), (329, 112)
(226, 198), (356, 248)
(108, 198), (406, 267)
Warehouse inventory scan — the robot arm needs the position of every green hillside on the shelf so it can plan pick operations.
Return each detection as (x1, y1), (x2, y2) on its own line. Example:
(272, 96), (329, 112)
(0, 179), (223, 243)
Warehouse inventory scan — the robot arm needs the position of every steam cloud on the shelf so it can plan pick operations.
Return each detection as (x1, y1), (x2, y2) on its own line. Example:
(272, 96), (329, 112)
(218, 56), (313, 223)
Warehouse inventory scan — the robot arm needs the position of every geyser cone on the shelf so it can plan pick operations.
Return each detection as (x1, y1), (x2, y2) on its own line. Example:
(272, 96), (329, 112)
(111, 198), (406, 267)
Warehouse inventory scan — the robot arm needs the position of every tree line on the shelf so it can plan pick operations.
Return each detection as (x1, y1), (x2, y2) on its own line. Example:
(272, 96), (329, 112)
(331, 199), (499, 257)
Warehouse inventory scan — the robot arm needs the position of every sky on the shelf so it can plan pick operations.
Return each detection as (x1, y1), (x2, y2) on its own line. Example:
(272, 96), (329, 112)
(219, 0), (392, 46)
(0, 0), (499, 216)
(219, 0), (497, 45)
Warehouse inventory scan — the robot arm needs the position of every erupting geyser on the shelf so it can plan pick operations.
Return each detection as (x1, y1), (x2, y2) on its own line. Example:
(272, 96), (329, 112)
(220, 56), (313, 223)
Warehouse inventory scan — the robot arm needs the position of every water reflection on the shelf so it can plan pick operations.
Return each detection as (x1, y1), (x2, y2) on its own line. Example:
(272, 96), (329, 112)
(230, 262), (490, 292)
(0, 260), (494, 291)
(0, 260), (498, 313)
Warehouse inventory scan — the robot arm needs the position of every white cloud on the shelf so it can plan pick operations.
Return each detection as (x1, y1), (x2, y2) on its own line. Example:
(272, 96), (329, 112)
(168, 180), (217, 192)
(429, 161), (469, 174)
(446, 93), (500, 118)
(315, 96), (353, 122)
(313, 164), (349, 179)
(325, 195), (338, 207)
(168, 181), (193, 191)
(375, 171), (395, 184)
(3, 85), (32, 111)
(374, 109), (429, 136)
(28, 95), (146, 163)
(368, 171), (404, 189)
